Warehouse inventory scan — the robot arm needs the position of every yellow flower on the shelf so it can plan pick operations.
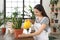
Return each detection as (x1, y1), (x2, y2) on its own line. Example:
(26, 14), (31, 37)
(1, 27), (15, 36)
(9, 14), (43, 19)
(24, 19), (31, 29)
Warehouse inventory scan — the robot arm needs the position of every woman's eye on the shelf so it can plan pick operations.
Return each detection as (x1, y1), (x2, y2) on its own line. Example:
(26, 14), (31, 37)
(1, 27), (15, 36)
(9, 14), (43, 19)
(35, 12), (38, 13)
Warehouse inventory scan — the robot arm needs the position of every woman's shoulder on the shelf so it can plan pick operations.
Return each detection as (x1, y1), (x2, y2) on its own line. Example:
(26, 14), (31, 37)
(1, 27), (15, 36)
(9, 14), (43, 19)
(42, 17), (49, 23)
(43, 17), (49, 20)
(40, 17), (49, 25)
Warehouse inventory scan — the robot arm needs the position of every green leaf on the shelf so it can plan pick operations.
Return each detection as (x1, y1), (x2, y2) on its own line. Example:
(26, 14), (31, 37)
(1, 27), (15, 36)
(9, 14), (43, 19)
(12, 7), (22, 29)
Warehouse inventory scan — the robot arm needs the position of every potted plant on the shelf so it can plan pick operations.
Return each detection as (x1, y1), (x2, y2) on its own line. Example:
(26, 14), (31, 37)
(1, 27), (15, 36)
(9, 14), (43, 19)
(1, 24), (6, 34)
(12, 7), (23, 38)
(50, 0), (58, 5)
(24, 5), (35, 24)
(50, 0), (58, 9)
(12, 18), (23, 38)
(53, 26), (56, 32)
(0, 11), (6, 34)
(29, 5), (35, 20)
(23, 19), (32, 34)
(0, 20), (6, 34)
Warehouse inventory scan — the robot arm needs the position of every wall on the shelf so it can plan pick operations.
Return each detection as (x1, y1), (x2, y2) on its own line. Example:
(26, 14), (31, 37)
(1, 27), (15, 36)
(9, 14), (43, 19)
(0, 0), (4, 12)
(42, 0), (50, 18)
(42, 0), (60, 23)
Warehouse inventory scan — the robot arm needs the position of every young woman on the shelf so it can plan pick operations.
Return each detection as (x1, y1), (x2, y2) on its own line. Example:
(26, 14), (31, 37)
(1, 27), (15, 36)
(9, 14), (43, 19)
(18, 4), (50, 40)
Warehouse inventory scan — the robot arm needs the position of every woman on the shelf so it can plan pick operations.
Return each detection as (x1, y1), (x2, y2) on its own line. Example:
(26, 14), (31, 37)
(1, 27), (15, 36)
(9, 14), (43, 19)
(18, 4), (50, 40)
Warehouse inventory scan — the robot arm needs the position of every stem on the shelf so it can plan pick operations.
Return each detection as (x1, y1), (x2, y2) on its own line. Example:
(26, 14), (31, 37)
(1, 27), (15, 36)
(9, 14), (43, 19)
(27, 29), (29, 32)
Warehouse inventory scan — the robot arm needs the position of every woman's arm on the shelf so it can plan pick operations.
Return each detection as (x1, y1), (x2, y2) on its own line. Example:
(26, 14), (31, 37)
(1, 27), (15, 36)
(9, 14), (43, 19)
(18, 24), (47, 37)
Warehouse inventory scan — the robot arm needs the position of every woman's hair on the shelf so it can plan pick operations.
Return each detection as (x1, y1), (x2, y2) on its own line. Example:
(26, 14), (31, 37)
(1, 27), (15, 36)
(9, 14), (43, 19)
(34, 4), (50, 26)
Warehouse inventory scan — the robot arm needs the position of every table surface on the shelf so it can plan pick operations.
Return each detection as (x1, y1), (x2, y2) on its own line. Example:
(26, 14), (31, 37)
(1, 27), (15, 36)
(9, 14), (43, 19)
(0, 31), (34, 40)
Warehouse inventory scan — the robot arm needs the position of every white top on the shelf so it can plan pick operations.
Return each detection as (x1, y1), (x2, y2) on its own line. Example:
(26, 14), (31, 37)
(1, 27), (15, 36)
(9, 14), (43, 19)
(33, 17), (49, 40)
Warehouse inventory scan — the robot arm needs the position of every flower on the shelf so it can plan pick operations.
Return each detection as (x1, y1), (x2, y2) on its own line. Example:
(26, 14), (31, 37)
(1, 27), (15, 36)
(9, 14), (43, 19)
(24, 19), (31, 29)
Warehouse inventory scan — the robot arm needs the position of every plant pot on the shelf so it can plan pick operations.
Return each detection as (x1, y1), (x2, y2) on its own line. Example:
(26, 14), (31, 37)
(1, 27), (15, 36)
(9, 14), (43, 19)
(14, 28), (23, 38)
(2, 28), (6, 34)
(53, 27), (56, 32)
(55, 13), (58, 18)
(55, 19), (58, 23)
(51, 7), (54, 12)
(50, 4), (54, 8)
(51, 19), (54, 23)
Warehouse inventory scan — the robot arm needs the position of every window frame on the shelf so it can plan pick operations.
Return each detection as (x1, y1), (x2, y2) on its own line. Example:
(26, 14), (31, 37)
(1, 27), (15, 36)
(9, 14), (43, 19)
(4, 0), (42, 19)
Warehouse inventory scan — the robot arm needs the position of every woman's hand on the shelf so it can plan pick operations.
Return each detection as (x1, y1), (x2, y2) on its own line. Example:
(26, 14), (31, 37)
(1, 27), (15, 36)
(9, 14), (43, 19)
(18, 33), (26, 38)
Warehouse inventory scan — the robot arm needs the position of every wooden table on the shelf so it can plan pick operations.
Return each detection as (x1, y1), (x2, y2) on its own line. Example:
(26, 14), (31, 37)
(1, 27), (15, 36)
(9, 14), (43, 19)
(0, 31), (34, 40)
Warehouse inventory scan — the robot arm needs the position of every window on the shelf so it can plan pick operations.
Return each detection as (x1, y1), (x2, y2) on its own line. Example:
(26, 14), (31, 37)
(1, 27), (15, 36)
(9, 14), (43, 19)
(0, 0), (4, 26)
(6, 0), (40, 18)
(6, 0), (23, 18)
(0, 0), (4, 18)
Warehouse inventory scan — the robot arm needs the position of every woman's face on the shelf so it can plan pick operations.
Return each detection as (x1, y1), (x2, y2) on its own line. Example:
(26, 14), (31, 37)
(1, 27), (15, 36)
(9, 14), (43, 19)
(34, 9), (42, 17)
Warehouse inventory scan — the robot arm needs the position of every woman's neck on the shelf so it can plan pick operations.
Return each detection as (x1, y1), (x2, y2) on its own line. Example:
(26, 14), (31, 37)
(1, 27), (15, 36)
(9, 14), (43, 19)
(38, 16), (44, 20)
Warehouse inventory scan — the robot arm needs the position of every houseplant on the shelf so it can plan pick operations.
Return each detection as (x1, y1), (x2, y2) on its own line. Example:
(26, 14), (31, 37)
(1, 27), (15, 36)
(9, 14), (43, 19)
(12, 18), (23, 38)
(23, 19), (32, 34)
(0, 11), (4, 26)
(29, 5), (35, 24)
(12, 7), (23, 38)
(24, 5), (35, 24)
(50, 0), (58, 10)
(0, 20), (6, 34)
(0, 11), (6, 34)
(29, 5), (35, 20)
(50, 0), (58, 5)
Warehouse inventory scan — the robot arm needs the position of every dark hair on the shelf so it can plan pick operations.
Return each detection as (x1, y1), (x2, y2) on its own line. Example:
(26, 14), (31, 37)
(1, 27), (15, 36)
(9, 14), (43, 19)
(34, 4), (50, 26)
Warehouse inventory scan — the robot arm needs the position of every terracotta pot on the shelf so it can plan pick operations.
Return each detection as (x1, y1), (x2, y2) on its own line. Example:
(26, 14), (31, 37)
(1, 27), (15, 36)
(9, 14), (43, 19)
(51, 8), (54, 12)
(2, 28), (6, 34)
(51, 19), (54, 23)
(53, 27), (56, 32)
(14, 28), (23, 38)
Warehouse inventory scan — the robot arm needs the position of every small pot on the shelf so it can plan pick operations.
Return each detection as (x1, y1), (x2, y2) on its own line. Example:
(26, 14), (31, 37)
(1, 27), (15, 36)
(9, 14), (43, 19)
(14, 28), (23, 38)
(2, 28), (6, 34)
(49, 4), (54, 8)
(53, 27), (56, 32)
(55, 20), (58, 23)
(51, 8), (54, 12)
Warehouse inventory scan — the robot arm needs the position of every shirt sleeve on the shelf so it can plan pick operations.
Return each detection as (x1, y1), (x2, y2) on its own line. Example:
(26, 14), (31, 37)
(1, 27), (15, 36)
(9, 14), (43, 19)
(40, 17), (49, 25)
